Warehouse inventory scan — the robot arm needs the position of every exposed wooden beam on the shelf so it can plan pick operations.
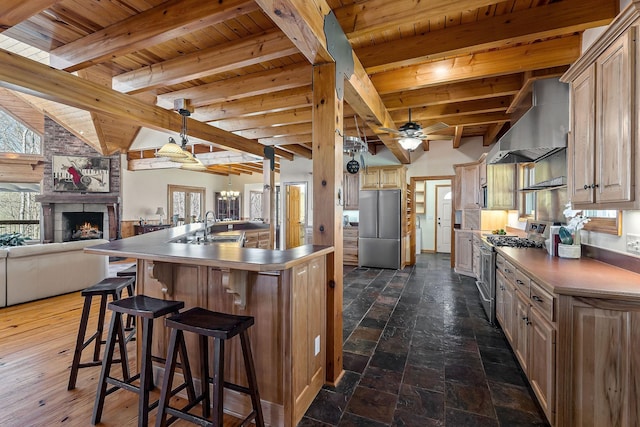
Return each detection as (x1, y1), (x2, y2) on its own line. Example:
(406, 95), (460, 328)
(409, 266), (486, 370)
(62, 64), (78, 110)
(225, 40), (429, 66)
(422, 112), (511, 128)
(390, 97), (511, 123)
(112, 29), (298, 94)
(335, 0), (497, 40)
(381, 75), (523, 110)
(156, 62), (311, 109)
(421, 140), (429, 152)
(278, 143), (312, 159)
(370, 36), (582, 95)
(452, 126), (463, 149)
(193, 86), (312, 122)
(235, 123), (311, 139)
(49, 0), (259, 72)
(484, 122), (507, 146)
(356, 0), (618, 73)
(256, 0), (409, 163)
(273, 147), (294, 161)
(0, 0), (59, 32)
(0, 48), (265, 157)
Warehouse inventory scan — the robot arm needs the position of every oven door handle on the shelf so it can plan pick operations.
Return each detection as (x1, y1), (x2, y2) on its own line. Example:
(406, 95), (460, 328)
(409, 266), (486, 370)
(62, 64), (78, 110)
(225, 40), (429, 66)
(475, 281), (491, 303)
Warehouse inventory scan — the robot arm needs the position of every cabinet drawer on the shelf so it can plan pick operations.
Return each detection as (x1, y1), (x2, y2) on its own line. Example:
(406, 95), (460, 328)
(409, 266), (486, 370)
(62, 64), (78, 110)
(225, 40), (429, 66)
(497, 257), (516, 284)
(344, 228), (359, 237)
(514, 269), (530, 294)
(530, 280), (555, 322)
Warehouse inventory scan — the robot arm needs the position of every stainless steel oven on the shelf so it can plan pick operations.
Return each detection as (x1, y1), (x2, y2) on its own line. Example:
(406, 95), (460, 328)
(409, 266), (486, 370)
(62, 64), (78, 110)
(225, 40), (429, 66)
(476, 238), (496, 325)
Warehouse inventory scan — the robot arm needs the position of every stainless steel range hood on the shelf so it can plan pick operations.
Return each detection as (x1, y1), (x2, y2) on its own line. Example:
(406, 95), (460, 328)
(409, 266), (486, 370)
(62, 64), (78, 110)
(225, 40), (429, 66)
(487, 77), (569, 164)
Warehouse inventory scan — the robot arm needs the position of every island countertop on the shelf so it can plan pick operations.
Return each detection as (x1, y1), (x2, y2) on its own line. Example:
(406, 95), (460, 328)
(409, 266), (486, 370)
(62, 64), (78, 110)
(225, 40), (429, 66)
(85, 222), (333, 271)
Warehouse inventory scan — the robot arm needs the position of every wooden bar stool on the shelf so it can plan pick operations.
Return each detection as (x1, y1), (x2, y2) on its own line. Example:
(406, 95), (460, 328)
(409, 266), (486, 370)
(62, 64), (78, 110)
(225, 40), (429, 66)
(116, 264), (137, 333)
(68, 276), (135, 390)
(92, 295), (197, 427)
(155, 307), (264, 427)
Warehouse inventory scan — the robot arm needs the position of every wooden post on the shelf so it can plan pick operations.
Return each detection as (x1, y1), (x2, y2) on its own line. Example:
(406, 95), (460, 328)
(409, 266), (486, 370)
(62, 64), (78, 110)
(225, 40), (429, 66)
(312, 62), (344, 385)
(263, 158), (276, 248)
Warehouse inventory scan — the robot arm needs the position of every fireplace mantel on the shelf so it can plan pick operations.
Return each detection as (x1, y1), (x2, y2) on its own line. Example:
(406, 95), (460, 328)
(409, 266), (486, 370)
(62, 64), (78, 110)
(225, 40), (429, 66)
(36, 194), (120, 204)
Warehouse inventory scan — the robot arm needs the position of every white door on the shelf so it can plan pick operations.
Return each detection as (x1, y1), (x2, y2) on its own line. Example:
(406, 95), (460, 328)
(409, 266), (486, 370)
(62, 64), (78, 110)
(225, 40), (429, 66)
(436, 185), (452, 253)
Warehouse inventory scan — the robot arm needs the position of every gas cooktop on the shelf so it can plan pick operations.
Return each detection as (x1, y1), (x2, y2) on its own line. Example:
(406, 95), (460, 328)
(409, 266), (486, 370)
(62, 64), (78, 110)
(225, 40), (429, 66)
(485, 235), (544, 248)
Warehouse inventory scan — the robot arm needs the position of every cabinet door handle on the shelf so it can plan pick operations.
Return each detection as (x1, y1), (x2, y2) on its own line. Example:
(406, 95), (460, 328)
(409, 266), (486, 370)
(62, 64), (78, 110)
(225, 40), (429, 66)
(516, 279), (524, 285)
(583, 184), (589, 190)
(532, 295), (543, 303)
(591, 183), (599, 189)
(505, 268), (511, 273)
(522, 316), (528, 321)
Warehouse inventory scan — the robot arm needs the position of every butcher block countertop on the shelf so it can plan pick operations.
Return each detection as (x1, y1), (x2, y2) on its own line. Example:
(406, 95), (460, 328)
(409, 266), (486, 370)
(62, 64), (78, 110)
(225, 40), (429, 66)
(85, 222), (333, 271)
(496, 246), (640, 300)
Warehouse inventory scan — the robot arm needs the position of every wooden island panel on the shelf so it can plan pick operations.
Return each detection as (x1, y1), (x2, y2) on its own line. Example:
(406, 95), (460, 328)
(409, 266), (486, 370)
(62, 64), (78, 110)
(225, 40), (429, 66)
(136, 255), (326, 427)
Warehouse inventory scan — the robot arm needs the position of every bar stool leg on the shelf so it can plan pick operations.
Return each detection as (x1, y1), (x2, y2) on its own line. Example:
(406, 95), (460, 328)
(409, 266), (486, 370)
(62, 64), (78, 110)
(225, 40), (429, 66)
(155, 328), (180, 427)
(92, 311), (121, 425)
(68, 295), (93, 390)
(240, 330), (265, 427)
(92, 294), (109, 361)
(200, 334), (210, 419)
(138, 318), (153, 427)
(212, 338), (225, 427)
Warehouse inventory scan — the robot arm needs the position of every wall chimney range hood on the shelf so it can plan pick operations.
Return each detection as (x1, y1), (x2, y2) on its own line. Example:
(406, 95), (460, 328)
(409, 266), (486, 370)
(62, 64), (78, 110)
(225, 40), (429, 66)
(487, 77), (569, 164)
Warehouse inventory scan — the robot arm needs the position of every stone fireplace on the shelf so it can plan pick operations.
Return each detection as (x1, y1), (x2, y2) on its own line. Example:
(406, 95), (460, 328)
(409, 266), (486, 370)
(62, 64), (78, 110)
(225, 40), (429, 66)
(37, 194), (120, 243)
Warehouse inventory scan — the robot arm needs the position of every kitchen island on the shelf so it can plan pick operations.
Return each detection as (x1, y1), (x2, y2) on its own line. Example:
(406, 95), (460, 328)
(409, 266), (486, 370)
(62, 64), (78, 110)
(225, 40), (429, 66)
(85, 222), (334, 427)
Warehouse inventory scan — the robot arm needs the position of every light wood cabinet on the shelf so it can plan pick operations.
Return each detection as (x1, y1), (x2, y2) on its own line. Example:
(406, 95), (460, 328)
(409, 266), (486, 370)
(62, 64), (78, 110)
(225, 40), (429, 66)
(557, 295), (640, 427)
(479, 160), (487, 187)
(454, 230), (473, 276)
(563, 12), (640, 209)
(486, 164), (516, 210)
(343, 172), (359, 210)
(495, 254), (556, 426)
(360, 166), (405, 190)
(472, 234), (481, 279)
(460, 163), (480, 209)
(243, 230), (270, 248)
(343, 227), (358, 266)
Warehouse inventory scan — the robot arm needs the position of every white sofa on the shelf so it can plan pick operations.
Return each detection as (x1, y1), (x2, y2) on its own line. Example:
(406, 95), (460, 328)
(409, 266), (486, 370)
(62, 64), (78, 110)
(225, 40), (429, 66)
(1, 239), (108, 307)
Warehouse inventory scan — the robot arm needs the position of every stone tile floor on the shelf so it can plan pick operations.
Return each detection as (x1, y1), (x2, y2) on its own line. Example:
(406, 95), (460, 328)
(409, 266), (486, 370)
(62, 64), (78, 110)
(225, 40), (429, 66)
(300, 253), (549, 427)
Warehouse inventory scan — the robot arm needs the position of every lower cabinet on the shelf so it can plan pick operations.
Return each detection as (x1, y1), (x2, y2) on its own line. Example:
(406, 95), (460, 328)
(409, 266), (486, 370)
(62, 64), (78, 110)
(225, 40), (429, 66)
(244, 230), (270, 248)
(495, 253), (556, 425)
(454, 230), (474, 276)
(557, 295), (640, 427)
(343, 227), (358, 265)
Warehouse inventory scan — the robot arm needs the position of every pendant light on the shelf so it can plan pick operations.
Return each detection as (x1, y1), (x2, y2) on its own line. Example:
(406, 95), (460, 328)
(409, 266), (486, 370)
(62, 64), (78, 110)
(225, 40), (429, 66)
(155, 100), (197, 164)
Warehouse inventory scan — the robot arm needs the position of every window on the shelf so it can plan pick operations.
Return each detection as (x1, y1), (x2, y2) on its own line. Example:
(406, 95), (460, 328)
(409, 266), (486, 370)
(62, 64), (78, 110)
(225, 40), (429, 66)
(168, 185), (204, 224)
(518, 163), (536, 220)
(0, 110), (41, 154)
(0, 186), (40, 240)
(215, 192), (241, 220)
(582, 210), (621, 235)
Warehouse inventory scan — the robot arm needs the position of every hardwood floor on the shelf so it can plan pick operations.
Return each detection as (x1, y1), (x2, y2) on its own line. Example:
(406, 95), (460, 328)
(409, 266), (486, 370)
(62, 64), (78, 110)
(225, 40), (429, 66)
(0, 291), (246, 426)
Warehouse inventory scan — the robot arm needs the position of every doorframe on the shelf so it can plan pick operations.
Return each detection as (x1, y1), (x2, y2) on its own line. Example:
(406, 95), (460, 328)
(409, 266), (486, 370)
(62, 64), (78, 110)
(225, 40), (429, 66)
(282, 181), (308, 249)
(409, 175), (454, 266)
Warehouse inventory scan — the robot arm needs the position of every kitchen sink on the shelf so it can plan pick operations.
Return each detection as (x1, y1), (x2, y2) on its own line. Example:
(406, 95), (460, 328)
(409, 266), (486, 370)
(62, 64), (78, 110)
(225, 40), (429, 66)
(170, 232), (244, 246)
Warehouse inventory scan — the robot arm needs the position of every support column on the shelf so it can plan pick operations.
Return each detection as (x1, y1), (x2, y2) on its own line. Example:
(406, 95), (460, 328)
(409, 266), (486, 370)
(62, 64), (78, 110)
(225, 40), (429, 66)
(263, 158), (275, 249)
(312, 62), (344, 384)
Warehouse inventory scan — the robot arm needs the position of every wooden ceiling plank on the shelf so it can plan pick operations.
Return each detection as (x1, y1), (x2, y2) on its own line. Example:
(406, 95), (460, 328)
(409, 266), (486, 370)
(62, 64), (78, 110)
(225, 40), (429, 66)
(156, 62), (311, 109)
(193, 86), (312, 122)
(49, 0), (260, 71)
(112, 29), (299, 94)
(274, 147), (294, 161)
(0, 0), (60, 32)
(0, 87), (44, 134)
(0, 48), (266, 157)
(278, 143), (313, 159)
(259, 134), (313, 146)
(235, 122), (311, 139)
(390, 96), (511, 122)
(357, 0), (618, 73)
(210, 107), (312, 132)
(381, 74), (523, 110)
(370, 35), (582, 94)
(334, 0), (498, 40)
(256, 0), (409, 163)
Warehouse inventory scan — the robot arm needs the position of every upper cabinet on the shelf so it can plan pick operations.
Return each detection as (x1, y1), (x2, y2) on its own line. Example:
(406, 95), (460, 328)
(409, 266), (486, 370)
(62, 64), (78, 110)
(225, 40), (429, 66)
(486, 164), (516, 210)
(562, 6), (640, 209)
(479, 160), (487, 187)
(343, 172), (359, 210)
(361, 166), (405, 190)
(457, 163), (481, 209)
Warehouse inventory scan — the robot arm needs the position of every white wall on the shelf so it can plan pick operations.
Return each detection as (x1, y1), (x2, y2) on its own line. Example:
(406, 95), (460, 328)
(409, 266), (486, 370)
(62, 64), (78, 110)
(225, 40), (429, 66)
(416, 179), (451, 252)
(407, 136), (490, 179)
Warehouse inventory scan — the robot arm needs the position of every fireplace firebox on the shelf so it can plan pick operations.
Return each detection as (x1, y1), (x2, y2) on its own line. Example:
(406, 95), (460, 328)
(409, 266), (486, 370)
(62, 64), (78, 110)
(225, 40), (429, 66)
(62, 212), (104, 242)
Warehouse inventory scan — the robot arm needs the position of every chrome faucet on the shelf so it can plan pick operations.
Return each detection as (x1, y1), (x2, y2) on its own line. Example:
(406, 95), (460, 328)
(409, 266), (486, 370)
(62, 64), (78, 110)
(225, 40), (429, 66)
(203, 210), (216, 241)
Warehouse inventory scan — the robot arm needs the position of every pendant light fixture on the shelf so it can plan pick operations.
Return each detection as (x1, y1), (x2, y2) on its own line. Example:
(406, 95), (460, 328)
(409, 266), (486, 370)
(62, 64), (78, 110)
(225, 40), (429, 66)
(155, 99), (199, 165)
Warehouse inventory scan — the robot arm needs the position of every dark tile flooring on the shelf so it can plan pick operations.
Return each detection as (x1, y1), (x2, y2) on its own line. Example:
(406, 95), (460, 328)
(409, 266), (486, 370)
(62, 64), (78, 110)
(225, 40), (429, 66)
(300, 253), (549, 427)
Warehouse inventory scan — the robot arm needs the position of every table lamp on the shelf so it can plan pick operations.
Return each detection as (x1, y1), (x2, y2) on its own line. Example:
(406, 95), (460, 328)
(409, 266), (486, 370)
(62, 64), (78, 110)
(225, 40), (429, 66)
(155, 207), (165, 224)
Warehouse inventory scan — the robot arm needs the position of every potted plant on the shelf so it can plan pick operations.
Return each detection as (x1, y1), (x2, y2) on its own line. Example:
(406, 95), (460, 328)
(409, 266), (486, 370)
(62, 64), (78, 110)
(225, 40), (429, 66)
(0, 232), (28, 247)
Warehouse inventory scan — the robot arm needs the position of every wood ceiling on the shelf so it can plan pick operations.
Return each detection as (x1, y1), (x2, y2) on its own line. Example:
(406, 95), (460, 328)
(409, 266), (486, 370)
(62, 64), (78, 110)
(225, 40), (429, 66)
(0, 0), (619, 175)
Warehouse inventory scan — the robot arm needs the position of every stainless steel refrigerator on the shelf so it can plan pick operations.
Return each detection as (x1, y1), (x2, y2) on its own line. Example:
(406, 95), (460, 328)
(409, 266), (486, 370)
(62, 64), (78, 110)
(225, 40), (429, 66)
(358, 189), (401, 269)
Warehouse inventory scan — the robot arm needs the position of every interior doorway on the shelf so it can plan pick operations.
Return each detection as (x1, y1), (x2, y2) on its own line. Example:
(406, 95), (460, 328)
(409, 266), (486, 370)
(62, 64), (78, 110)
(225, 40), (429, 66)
(284, 182), (307, 249)
(436, 185), (452, 253)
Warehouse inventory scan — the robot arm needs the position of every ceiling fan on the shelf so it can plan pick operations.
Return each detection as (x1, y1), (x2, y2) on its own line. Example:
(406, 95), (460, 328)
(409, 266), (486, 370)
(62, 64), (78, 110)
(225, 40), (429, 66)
(379, 109), (448, 150)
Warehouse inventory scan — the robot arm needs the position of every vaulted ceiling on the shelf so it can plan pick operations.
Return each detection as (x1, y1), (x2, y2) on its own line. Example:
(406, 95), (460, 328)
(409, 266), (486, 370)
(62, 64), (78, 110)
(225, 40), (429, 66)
(0, 0), (619, 175)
